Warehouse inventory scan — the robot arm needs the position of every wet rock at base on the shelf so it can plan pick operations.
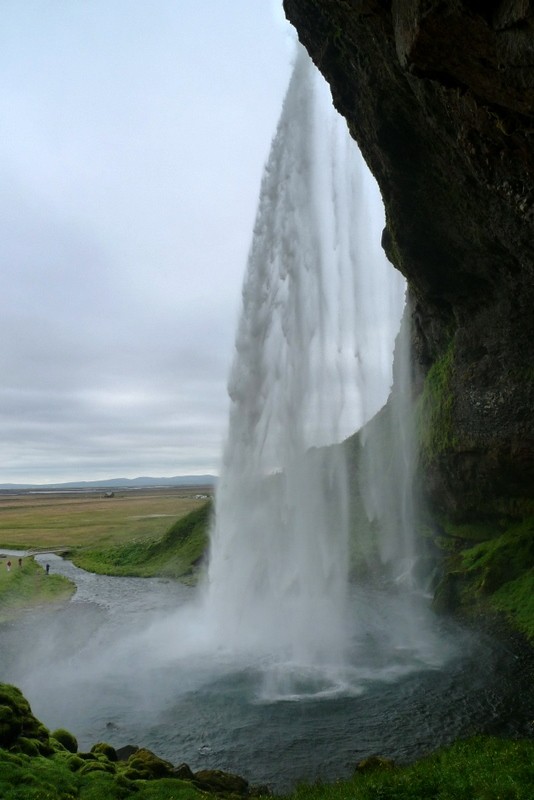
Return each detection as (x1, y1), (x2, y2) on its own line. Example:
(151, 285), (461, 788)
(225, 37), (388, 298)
(173, 762), (196, 780)
(194, 768), (249, 795)
(355, 755), (396, 773)
(115, 744), (139, 761)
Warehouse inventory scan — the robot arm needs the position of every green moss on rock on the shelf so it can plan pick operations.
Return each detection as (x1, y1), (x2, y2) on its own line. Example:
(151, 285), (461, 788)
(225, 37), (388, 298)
(52, 728), (78, 754)
(418, 340), (456, 461)
(460, 519), (534, 593)
(79, 758), (116, 776)
(125, 747), (175, 780)
(431, 516), (534, 640)
(491, 570), (534, 642)
(91, 741), (118, 762)
(0, 684), (50, 751)
(65, 754), (86, 772)
(15, 736), (41, 757)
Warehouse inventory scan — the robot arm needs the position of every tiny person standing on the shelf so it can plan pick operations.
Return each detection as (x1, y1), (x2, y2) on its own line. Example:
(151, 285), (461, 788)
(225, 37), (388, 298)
(18, 557), (22, 568)
(6, 560), (11, 572)
(45, 563), (50, 575)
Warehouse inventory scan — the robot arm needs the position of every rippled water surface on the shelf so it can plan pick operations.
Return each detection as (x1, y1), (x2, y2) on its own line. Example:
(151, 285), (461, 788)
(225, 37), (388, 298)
(0, 553), (532, 791)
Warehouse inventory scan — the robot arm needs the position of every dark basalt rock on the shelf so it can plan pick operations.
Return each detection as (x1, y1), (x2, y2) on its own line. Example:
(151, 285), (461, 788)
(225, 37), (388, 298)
(173, 762), (196, 780)
(194, 768), (249, 796)
(283, 0), (534, 521)
(115, 743), (139, 761)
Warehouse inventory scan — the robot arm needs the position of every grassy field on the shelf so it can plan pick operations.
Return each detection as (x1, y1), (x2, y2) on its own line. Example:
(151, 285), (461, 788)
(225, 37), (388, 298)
(0, 487), (211, 552)
(0, 487), (213, 613)
(0, 556), (74, 623)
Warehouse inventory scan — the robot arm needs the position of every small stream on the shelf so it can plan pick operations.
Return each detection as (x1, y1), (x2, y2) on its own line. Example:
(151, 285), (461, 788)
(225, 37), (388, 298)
(0, 552), (533, 791)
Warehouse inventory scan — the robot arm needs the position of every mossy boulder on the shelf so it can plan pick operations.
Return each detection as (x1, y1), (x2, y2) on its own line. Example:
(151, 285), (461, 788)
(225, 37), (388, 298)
(14, 736), (41, 757)
(51, 727), (78, 753)
(65, 754), (86, 772)
(0, 684), (51, 750)
(114, 772), (141, 792)
(77, 751), (100, 761)
(124, 747), (175, 780)
(79, 758), (116, 776)
(49, 737), (69, 754)
(91, 741), (118, 762)
(0, 704), (21, 747)
(0, 750), (25, 767)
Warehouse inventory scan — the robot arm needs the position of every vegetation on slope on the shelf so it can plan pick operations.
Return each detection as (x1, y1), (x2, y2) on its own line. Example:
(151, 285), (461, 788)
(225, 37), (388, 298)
(2, 681), (534, 800)
(71, 501), (212, 582)
(344, 395), (534, 644)
(431, 516), (534, 641)
(417, 340), (456, 461)
(0, 557), (74, 623)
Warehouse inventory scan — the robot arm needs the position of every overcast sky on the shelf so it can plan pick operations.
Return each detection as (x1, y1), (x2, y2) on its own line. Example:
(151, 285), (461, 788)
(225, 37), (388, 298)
(1, 1), (299, 485)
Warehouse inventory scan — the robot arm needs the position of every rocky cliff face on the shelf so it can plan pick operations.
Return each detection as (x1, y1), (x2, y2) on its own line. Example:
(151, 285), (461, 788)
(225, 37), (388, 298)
(283, 0), (534, 522)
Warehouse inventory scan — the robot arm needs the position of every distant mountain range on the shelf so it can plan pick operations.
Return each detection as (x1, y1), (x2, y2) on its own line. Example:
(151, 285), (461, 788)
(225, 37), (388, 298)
(0, 475), (217, 491)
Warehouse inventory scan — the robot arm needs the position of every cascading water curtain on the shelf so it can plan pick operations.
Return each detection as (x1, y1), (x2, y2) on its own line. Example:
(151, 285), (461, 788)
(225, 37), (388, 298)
(203, 45), (406, 682)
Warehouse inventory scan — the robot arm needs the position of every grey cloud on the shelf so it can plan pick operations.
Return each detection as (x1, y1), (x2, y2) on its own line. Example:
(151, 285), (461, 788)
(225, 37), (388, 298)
(0, 2), (293, 483)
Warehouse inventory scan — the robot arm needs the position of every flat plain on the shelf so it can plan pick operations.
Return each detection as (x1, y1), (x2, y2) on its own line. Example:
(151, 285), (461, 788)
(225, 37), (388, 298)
(0, 486), (212, 552)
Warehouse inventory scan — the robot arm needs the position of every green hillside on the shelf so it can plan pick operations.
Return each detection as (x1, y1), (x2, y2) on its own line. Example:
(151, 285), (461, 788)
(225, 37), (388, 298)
(71, 501), (212, 583)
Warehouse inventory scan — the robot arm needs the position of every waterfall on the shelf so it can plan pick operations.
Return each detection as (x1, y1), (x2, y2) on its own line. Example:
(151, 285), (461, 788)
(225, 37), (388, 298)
(359, 303), (419, 582)
(202, 46), (407, 684)
(1, 51), (462, 761)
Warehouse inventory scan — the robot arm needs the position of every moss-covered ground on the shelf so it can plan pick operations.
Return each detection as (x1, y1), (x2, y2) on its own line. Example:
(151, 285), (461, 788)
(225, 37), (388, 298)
(1, 681), (533, 800)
